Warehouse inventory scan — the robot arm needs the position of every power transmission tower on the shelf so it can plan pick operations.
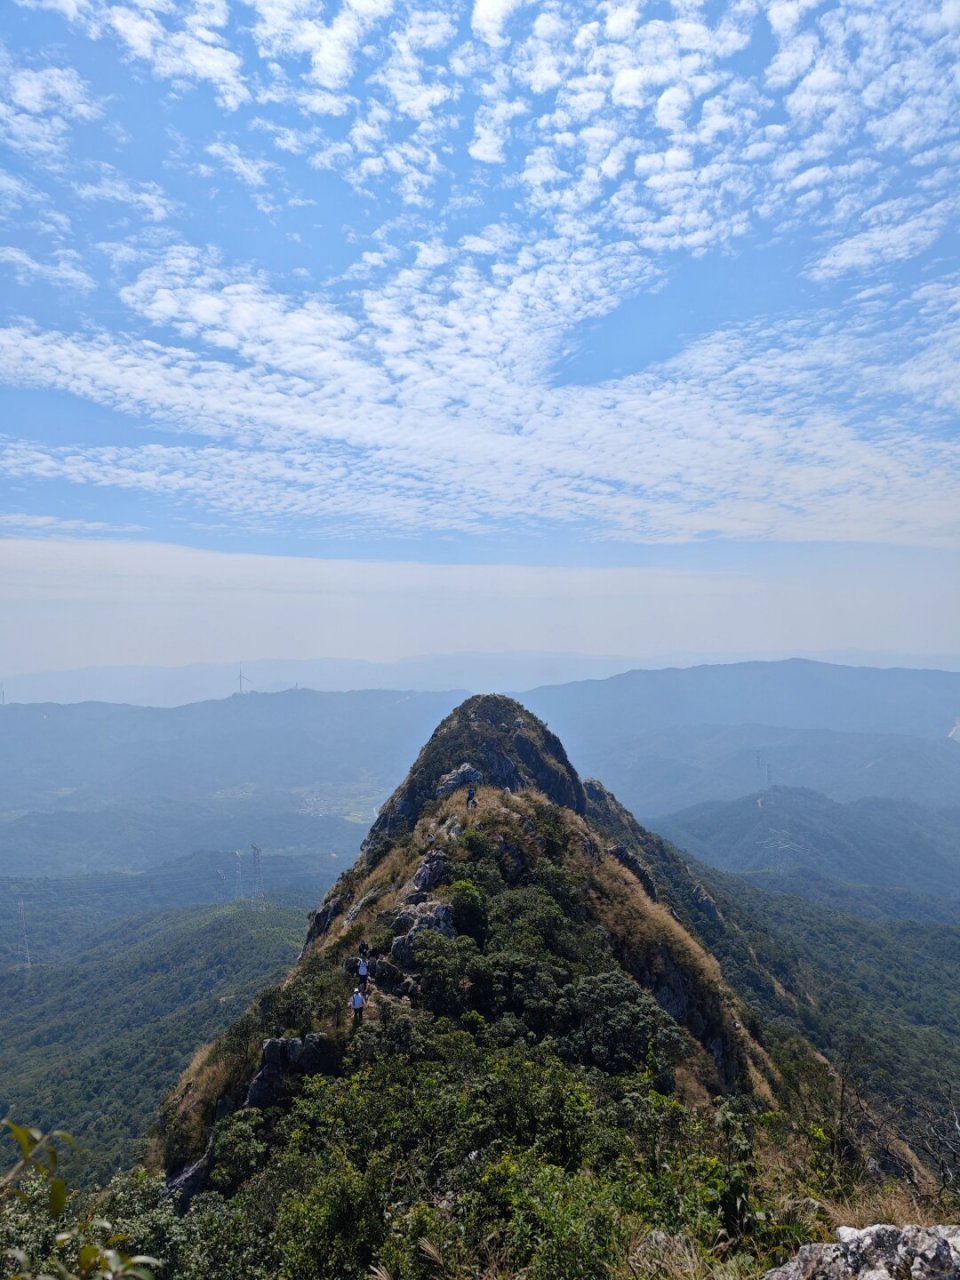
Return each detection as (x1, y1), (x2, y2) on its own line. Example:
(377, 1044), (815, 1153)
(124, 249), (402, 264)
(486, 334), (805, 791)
(235, 850), (244, 904)
(18, 898), (31, 973)
(251, 844), (265, 910)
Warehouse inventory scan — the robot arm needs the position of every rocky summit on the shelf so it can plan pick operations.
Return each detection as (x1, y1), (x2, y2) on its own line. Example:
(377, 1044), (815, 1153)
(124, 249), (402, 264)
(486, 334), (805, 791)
(149, 695), (956, 1280)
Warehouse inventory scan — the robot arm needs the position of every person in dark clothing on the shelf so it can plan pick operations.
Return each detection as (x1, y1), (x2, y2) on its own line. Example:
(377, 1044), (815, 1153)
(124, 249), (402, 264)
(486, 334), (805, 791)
(467, 785), (477, 809)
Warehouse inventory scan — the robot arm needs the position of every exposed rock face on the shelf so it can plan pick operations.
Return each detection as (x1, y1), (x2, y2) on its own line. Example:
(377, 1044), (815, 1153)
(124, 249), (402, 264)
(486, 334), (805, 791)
(763, 1225), (960, 1280)
(362, 694), (586, 866)
(244, 1033), (339, 1109)
(301, 893), (344, 956)
(619, 939), (741, 1091)
(167, 1143), (213, 1201)
(400, 848), (450, 900)
(608, 843), (658, 901)
(390, 900), (455, 968)
(691, 881), (721, 925)
(436, 763), (484, 798)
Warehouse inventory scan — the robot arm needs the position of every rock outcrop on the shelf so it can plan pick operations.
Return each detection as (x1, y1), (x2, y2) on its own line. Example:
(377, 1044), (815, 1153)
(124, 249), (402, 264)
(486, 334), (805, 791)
(389, 900), (455, 968)
(301, 893), (344, 956)
(361, 694), (586, 866)
(244, 1033), (339, 1109)
(400, 847), (450, 901)
(763, 1225), (960, 1280)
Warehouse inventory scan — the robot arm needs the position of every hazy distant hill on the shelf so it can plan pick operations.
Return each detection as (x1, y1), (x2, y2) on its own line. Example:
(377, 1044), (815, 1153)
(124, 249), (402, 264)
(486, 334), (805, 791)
(2, 651), (636, 706)
(4, 662), (960, 877)
(0, 688), (462, 809)
(514, 717), (960, 819)
(522, 657), (960, 740)
(0, 801), (361, 877)
(0, 849), (340, 965)
(657, 787), (960, 922)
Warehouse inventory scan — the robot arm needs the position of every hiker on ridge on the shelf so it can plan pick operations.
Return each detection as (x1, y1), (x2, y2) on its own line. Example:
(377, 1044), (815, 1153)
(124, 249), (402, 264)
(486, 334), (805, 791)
(350, 987), (366, 1026)
(357, 955), (369, 992)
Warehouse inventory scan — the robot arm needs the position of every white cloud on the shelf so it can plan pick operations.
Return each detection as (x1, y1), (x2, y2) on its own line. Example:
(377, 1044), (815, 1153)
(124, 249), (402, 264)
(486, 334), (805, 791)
(206, 140), (278, 188)
(472, 0), (527, 47)
(14, 0), (249, 108)
(74, 167), (177, 221)
(0, 245), (94, 288)
(2, 0), (960, 560)
(0, 48), (100, 156)
(0, 513), (142, 532)
(1, 264), (958, 548)
(808, 198), (955, 280)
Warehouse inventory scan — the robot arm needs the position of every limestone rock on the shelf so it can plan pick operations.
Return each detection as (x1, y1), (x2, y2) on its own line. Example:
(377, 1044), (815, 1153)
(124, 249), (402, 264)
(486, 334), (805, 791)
(691, 881), (721, 925)
(346, 888), (383, 923)
(401, 848), (450, 900)
(390, 900), (455, 969)
(373, 957), (403, 993)
(167, 1141), (213, 1202)
(244, 1033), (338, 1109)
(301, 894), (344, 956)
(436, 762), (484, 799)
(608, 843), (658, 901)
(763, 1224), (960, 1280)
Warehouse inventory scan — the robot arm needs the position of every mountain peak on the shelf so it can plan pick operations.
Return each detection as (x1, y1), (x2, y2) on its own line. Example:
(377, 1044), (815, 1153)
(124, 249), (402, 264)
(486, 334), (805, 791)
(360, 694), (586, 867)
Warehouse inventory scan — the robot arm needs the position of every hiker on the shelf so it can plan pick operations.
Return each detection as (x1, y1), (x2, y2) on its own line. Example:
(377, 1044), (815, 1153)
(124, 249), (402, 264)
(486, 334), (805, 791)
(467, 784), (478, 809)
(357, 955), (369, 992)
(350, 987), (366, 1026)
(358, 939), (369, 959)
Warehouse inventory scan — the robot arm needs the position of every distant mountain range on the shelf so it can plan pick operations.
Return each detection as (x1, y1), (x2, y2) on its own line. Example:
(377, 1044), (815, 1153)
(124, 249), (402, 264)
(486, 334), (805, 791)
(658, 787), (960, 923)
(1, 651), (638, 706)
(2, 660), (958, 876)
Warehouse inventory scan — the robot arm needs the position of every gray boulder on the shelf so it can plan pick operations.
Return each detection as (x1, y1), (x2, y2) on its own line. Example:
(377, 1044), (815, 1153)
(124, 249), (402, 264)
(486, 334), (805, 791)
(244, 1033), (338, 1109)
(300, 894), (344, 956)
(390, 900), (456, 969)
(436, 762), (484, 799)
(763, 1224), (960, 1280)
(401, 848), (450, 900)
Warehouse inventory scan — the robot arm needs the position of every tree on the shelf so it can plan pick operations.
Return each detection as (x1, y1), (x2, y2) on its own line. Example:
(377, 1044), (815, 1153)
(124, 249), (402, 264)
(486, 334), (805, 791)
(1, 1120), (157, 1280)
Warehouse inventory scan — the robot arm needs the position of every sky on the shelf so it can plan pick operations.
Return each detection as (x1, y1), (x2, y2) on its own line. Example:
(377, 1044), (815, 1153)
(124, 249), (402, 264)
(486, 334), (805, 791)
(0, 0), (958, 676)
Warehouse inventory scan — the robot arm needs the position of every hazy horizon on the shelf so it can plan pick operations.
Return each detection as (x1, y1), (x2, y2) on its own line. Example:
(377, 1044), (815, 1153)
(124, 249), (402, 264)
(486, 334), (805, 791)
(6, 648), (960, 709)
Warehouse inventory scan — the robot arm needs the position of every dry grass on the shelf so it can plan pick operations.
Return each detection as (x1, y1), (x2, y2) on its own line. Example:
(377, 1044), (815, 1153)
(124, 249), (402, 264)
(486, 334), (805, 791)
(820, 1183), (953, 1230)
(620, 1234), (769, 1280)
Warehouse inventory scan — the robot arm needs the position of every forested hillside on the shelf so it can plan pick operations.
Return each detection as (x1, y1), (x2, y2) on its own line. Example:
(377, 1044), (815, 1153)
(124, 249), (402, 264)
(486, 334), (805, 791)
(657, 788), (960, 922)
(0, 903), (306, 1186)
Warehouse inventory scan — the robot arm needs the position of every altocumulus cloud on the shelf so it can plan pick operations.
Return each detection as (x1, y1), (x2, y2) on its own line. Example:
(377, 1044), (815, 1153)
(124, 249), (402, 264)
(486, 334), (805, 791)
(0, 0), (957, 551)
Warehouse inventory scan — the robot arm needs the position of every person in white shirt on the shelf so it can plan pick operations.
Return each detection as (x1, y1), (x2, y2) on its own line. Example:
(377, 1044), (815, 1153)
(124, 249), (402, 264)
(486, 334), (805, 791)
(350, 987), (366, 1026)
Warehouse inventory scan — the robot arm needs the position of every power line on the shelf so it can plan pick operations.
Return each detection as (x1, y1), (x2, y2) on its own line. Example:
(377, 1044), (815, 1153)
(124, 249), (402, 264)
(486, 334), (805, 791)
(17, 897), (31, 972)
(251, 843), (265, 910)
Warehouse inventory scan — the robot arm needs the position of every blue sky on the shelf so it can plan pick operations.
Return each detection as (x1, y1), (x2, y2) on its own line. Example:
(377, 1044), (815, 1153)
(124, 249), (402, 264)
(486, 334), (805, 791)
(0, 0), (958, 673)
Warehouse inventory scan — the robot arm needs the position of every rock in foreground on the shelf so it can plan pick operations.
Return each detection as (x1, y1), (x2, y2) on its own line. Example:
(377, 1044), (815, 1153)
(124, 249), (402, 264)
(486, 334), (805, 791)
(764, 1224), (960, 1280)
